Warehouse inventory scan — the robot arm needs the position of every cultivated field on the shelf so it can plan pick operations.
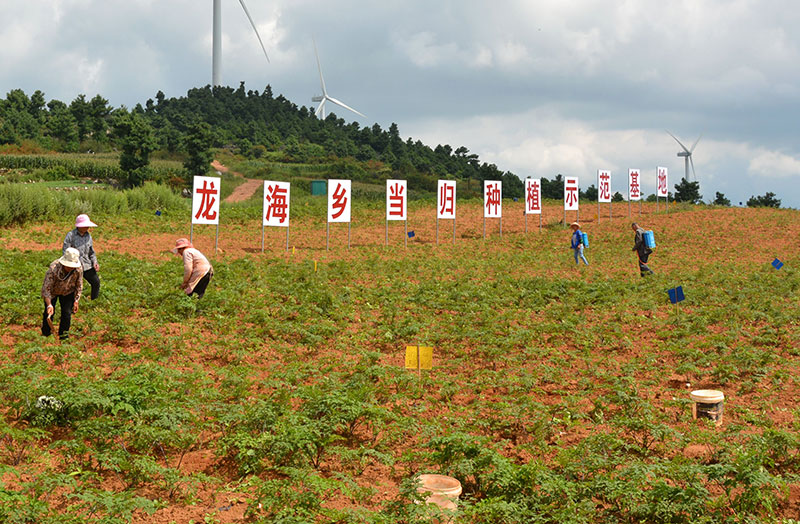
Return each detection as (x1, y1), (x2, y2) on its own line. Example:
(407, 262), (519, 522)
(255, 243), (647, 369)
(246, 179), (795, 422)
(2, 199), (800, 523)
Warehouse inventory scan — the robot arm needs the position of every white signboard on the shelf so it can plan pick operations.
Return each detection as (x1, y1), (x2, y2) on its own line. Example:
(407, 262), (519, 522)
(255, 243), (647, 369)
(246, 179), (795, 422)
(386, 179), (407, 221)
(327, 179), (351, 223)
(484, 180), (502, 218)
(564, 176), (579, 211)
(263, 181), (290, 227)
(437, 180), (456, 219)
(628, 169), (642, 201)
(525, 178), (541, 215)
(657, 166), (668, 198)
(598, 170), (612, 203)
(191, 175), (221, 225)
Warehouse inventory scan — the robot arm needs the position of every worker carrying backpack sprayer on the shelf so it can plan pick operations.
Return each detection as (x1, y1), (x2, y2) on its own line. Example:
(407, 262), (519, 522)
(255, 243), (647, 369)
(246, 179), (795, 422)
(570, 222), (589, 266)
(631, 222), (654, 276)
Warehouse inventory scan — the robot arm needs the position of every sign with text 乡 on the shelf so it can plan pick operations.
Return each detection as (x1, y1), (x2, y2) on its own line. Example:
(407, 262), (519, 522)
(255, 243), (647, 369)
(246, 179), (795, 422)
(386, 179), (407, 221)
(191, 175), (221, 225)
(628, 169), (641, 201)
(598, 170), (612, 203)
(667, 286), (685, 304)
(484, 180), (502, 218)
(263, 181), (290, 227)
(437, 180), (456, 219)
(327, 179), (351, 223)
(657, 166), (668, 198)
(564, 176), (579, 210)
(525, 178), (542, 214)
(405, 345), (433, 370)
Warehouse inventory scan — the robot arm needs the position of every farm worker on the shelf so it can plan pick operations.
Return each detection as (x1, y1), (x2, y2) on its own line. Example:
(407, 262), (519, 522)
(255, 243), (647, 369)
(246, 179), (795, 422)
(570, 222), (588, 266)
(63, 214), (100, 300)
(171, 238), (213, 298)
(41, 247), (83, 340)
(631, 222), (654, 276)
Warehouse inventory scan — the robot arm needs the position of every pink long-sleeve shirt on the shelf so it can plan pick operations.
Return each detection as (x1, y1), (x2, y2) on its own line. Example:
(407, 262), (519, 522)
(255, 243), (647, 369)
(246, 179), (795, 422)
(181, 247), (212, 294)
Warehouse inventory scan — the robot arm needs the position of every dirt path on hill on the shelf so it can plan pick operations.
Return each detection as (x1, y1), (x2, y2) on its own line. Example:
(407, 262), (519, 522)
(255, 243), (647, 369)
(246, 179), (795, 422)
(212, 160), (262, 203)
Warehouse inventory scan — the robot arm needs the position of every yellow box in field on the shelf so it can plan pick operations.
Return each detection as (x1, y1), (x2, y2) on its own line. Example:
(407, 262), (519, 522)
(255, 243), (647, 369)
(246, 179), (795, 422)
(405, 346), (433, 370)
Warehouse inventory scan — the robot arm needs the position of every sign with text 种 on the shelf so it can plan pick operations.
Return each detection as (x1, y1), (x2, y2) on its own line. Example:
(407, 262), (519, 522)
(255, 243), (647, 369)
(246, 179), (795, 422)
(628, 169), (641, 201)
(598, 170), (612, 203)
(525, 178), (542, 214)
(386, 179), (407, 221)
(263, 181), (290, 227)
(484, 180), (502, 218)
(657, 167), (668, 198)
(327, 179), (351, 223)
(564, 176), (579, 210)
(191, 175), (221, 225)
(437, 180), (456, 219)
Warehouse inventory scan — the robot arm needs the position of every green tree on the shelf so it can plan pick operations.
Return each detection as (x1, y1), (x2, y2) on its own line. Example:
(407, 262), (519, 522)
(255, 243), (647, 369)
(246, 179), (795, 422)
(114, 111), (157, 187)
(581, 184), (598, 201)
(47, 105), (79, 151)
(183, 121), (214, 176)
(713, 191), (731, 206)
(747, 192), (781, 208)
(612, 191), (624, 202)
(674, 177), (702, 204)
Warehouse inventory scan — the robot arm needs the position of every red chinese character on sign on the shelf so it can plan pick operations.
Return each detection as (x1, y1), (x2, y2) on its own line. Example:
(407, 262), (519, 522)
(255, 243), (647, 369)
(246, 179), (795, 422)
(599, 172), (610, 200)
(194, 180), (218, 220)
(657, 170), (667, 195)
(388, 182), (405, 217)
(265, 184), (288, 223)
(439, 184), (454, 215)
(527, 181), (540, 211)
(485, 183), (501, 215)
(630, 171), (640, 199)
(331, 182), (348, 219)
(565, 183), (578, 207)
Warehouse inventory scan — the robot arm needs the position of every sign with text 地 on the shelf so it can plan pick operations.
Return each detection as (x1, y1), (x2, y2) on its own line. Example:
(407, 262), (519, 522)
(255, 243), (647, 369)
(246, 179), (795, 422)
(191, 175), (221, 225)
(263, 181), (290, 227)
(657, 167), (668, 198)
(327, 179), (351, 223)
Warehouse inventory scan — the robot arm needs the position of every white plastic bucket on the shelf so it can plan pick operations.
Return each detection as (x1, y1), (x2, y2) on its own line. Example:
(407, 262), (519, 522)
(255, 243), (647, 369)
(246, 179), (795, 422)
(690, 389), (724, 426)
(416, 474), (462, 511)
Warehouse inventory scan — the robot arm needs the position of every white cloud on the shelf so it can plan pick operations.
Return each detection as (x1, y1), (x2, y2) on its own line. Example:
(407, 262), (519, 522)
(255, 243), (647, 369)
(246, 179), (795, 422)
(748, 150), (800, 178)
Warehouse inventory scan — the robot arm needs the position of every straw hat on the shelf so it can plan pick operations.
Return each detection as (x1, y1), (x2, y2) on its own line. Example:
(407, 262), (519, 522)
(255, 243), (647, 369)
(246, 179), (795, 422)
(75, 214), (98, 228)
(59, 247), (82, 268)
(570, 222), (581, 228)
(171, 238), (193, 254)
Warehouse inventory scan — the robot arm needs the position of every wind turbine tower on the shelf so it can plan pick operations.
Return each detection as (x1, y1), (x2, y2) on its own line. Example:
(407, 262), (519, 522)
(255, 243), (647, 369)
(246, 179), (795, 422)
(311, 40), (366, 120)
(212, 0), (270, 87)
(667, 131), (701, 181)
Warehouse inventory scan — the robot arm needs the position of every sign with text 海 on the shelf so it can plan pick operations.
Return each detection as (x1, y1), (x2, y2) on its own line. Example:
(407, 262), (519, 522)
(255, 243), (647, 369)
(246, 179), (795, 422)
(657, 167), (668, 198)
(484, 180), (502, 218)
(598, 170), (612, 203)
(263, 181), (290, 227)
(437, 180), (456, 219)
(327, 179), (351, 223)
(192, 175), (221, 225)
(628, 169), (641, 201)
(386, 179), (407, 221)
(525, 178), (541, 214)
(564, 176), (579, 210)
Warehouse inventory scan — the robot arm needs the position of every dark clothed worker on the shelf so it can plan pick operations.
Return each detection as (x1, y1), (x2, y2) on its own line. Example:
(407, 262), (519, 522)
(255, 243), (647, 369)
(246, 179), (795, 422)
(632, 222), (654, 277)
(41, 247), (83, 340)
(172, 238), (213, 299)
(63, 214), (100, 300)
(570, 222), (589, 266)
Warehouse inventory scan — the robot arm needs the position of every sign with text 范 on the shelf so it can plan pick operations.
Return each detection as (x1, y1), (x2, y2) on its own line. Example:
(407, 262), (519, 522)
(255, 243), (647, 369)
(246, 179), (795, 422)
(598, 170), (611, 203)
(657, 167), (668, 198)
(484, 180), (502, 218)
(263, 181), (290, 227)
(564, 176), (579, 210)
(525, 178), (542, 214)
(191, 175), (221, 225)
(628, 169), (641, 201)
(327, 179), (351, 223)
(437, 180), (456, 219)
(386, 179), (407, 221)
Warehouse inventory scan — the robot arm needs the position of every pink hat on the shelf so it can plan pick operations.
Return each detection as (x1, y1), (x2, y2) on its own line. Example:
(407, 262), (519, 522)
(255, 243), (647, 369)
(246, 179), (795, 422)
(171, 238), (193, 254)
(75, 214), (98, 228)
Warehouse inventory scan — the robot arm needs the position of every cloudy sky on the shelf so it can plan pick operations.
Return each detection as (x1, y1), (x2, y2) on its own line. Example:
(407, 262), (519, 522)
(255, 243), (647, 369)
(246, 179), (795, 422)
(2, 0), (799, 206)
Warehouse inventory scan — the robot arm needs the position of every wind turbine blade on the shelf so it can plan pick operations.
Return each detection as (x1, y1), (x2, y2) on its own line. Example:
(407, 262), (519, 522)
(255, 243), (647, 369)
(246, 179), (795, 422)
(327, 96), (366, 118)
(689, 134), (702, 153)
(238, 0), (270, 63)
(689, 155), (696, 180)
(315, 99), (326, 118)
(666, 130), (690, 153)
(313, 38), (327, 96)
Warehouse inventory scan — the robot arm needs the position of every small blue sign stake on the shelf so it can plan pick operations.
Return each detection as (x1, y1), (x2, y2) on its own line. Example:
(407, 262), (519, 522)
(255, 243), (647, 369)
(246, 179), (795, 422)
(772, 258), (783, 270)
(407, 230), (415, 238)
(155, 210), (162, 216)
(668, 285), (685, 315)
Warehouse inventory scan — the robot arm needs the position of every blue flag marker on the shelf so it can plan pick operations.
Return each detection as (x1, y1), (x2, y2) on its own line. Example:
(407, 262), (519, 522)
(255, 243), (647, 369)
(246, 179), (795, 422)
(155, 210), (161, 216)
(407, 231), (415, 238)
(772, 258), (783, 270)
(667, 286), (685, 304)
(513, 197), (519, 202)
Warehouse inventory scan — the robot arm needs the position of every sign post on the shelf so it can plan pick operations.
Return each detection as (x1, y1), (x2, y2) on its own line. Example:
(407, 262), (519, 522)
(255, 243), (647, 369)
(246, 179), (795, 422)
(191, 175), (221, 253)
(327, 179), (351, 250)
(262, 181), (290, 252)
(436, 180), (456, 245)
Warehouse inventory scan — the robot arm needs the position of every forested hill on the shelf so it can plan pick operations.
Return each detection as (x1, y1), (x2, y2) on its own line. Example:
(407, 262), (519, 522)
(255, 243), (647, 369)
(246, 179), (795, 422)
(0, 83), (524, 197)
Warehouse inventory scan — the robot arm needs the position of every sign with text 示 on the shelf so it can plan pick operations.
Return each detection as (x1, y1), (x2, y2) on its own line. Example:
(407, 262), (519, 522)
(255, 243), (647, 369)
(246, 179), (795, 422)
(327, 179), (351, 223)
(598, 170), (612, 203)
(191, 175), (221, 225)
(628, 169), (641, 201)
(657, 167), (668, 198)
(564, 176), (579, 211)
(484, 180), (502, 218)
(386, 179), (407, 221)
(525, 178), (542, 214)
(437, 180), (456, 219)
(263, 181), (290, 227)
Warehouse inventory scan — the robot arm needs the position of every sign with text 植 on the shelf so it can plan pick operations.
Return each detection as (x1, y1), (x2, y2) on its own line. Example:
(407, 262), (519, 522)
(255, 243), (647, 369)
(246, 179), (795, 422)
(564, 176), (579, 210)
(628, 169), (641, 201)
(191, 175), (221, 225)
(525, 178), (542, 215)
(386, 179), (407, 221)
(598, 170), (612, 203)
(327, 179), (351, 223)
(437, 180), (456, 219)
(263, 181), (290, 227)
(657, 167), (668, 198)
(484, 180), (502, 218)
(405, 346), (433, 370)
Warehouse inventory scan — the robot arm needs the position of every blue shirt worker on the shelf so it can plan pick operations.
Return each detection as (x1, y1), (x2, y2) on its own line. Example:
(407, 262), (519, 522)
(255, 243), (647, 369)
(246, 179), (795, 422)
(63, 214), (100, 300)
(570, 222), (588, 266)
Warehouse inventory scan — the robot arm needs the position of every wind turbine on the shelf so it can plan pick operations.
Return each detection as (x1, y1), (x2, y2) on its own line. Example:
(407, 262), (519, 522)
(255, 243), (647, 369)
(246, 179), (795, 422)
(311, 40), (366, 120)
(667, 131), (701, 181)
(212, 0), (270, 87)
